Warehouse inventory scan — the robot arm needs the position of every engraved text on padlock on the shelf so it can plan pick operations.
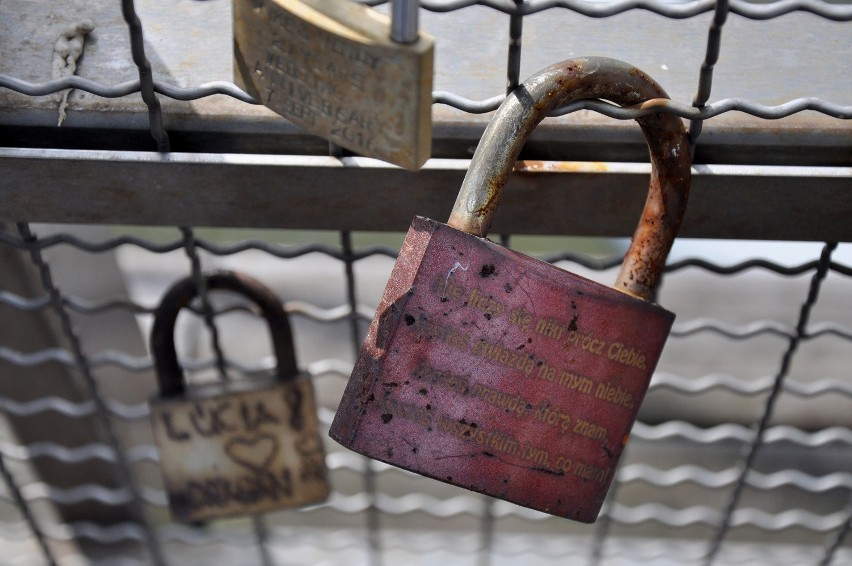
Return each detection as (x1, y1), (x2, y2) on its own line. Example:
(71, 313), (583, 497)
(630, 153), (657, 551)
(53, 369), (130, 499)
(330, 57), (692, 523)
(233, 0), (434, 170)
(149, 271), (330, 522)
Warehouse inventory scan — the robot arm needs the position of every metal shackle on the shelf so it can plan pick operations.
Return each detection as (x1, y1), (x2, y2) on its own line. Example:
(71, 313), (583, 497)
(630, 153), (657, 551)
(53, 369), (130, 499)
(151, 270), (298, 398)
(448, 57), (692, 301)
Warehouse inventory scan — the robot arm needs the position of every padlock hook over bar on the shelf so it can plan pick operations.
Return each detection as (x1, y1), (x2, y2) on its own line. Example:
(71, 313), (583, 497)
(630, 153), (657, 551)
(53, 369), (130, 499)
(151, 271), (298, 398)
(447, 57), (691, 301)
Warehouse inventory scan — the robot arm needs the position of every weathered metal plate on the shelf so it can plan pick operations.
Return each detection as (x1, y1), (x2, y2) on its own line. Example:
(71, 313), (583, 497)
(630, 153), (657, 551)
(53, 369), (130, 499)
(233, 0), (434, 170)
(330, 217), (674, 522)
(150, 378), (329, 522)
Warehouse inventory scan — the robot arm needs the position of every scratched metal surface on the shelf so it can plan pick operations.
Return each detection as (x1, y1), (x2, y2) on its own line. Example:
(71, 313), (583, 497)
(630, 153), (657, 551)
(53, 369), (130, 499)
(0, 0), (850, 161)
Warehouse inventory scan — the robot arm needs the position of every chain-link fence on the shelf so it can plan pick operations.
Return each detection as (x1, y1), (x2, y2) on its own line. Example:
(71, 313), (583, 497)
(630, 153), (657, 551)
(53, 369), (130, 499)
(1, 0), (850, 564)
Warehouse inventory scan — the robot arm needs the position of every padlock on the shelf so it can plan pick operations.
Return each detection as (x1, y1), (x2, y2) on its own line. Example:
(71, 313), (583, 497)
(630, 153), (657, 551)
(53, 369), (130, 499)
(329, 57), (691, 523)
(233, 0), (434, 170)
(149, 271), (330, 522)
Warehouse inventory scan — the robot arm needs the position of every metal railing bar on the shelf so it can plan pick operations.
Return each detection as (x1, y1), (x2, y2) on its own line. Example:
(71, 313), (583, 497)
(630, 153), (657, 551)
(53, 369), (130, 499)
(0, 453), (58, 566)
(704, 242), (838, 565)
(14, 223), (167, 565)
(120, 0), (169, 152)
(689, 0), (730, 148)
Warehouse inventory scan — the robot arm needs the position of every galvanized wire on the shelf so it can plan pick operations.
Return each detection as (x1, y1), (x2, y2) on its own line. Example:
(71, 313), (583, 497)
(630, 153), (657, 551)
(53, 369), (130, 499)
(589, 468), (619, 566)
(4, 73), (851, 121)
(341, 231), (383, 566)
(703, 242), (838, 565)
(689, 0), (729, 148)
(119, 0), (168, 152)
(3, 230), (850, 278)
(817, 494), (852, 566)
(365, 0), (852, 20)
(179, 226), (229, 381)
(12, 223), (167, 566)
(0, 451), (57, 566)
(178, 226), (276, 566)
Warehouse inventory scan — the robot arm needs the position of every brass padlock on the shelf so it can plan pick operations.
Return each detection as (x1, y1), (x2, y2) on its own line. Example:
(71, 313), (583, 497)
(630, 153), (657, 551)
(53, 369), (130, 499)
(233, 0), (434, 170)
(149, 271), (330, 522)
(330, 57), (691, 523)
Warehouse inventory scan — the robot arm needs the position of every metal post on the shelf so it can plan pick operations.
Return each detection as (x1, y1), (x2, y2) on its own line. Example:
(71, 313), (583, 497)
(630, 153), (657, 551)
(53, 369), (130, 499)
(391, 0), (419, 44)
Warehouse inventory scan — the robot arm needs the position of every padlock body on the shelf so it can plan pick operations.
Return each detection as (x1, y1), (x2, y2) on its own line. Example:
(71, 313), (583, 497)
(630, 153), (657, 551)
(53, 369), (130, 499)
(151, 377), (329, 522)
(233, 0), (433, 170)
(330, 217), (673, 522)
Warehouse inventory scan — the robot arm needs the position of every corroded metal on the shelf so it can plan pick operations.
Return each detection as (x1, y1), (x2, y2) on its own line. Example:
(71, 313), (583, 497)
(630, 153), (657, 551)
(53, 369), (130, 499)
(233, 0), (433, 170)
(330, 217), (674, 522)
(330, 58), (690, 523)
(150, 271), (329, 522)
(448, 56), (691, 300)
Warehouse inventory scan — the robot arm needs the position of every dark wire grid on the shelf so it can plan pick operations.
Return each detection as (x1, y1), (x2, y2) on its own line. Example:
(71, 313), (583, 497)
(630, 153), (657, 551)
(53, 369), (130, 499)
(15, 223), (168, 566)
(342, 231), (384, 566)
(0, 450), (58, 566)
(179, 226), (275, 566)
(703, 242), (839, 565)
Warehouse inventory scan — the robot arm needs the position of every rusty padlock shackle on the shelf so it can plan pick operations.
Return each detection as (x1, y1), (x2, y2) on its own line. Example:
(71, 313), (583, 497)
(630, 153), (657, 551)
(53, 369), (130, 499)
(151, 270), (298, 399)
(448, 56), (692, 301)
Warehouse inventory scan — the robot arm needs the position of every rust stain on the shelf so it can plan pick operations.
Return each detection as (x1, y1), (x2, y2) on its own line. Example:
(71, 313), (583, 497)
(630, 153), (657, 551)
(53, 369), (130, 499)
(474, 177), (503, 219)
(514, 160), (609, 173)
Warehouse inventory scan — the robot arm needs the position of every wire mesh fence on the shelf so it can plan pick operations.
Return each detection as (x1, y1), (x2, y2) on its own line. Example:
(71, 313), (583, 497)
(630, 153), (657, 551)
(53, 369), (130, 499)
(1, 0), (851, 564)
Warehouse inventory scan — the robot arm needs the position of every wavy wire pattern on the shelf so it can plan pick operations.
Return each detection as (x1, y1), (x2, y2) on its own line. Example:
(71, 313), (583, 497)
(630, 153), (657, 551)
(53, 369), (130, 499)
(3, 74), (851, 121)
(1, 0), (850, 563)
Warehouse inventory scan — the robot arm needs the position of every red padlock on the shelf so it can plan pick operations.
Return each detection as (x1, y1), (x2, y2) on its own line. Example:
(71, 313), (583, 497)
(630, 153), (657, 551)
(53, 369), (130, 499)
(330, 57), (691, 522)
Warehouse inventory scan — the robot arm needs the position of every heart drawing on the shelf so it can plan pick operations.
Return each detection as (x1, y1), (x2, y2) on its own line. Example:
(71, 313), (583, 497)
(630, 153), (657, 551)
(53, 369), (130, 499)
(225, 433), (280, 473)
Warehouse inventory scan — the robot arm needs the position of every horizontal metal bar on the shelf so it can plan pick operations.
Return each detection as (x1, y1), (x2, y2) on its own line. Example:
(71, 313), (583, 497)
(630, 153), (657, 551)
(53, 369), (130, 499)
(2, 149), (850, 241)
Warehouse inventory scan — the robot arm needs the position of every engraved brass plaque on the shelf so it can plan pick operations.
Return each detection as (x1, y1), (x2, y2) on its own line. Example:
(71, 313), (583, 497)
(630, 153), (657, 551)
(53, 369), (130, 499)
(234, 0), (434, 170)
